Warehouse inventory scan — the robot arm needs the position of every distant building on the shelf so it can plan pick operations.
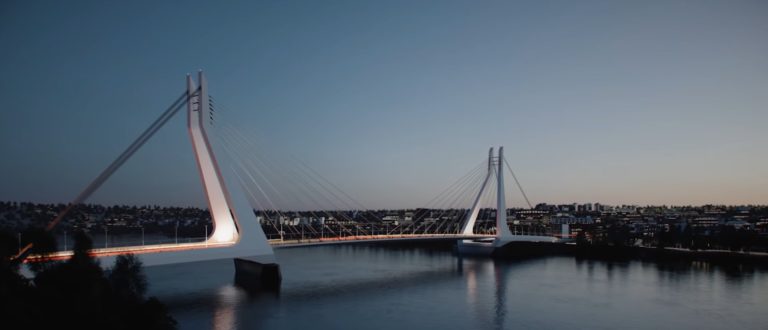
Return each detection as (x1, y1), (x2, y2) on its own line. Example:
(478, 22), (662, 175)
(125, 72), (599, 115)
(549, 216), (594, 225)
(691, 217), (720, 228)
(724, 220), (751, 230)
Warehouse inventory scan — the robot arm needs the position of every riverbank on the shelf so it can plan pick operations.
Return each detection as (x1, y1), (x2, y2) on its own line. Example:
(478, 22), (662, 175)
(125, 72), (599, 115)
(494, 241), (768, 264)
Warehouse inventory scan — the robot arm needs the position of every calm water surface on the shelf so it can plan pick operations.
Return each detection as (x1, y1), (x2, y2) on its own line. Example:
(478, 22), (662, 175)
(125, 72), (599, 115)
(145, 244), (768, 330)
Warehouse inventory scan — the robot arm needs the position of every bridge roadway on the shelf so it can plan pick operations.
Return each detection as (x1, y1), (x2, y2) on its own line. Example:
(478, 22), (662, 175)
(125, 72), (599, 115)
(269, 233), (495, 248)
(24, 233), (497, 263)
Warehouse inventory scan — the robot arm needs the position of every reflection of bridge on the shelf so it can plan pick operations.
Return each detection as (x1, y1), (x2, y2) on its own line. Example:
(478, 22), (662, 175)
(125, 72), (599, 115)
(21, 72), (560, 284)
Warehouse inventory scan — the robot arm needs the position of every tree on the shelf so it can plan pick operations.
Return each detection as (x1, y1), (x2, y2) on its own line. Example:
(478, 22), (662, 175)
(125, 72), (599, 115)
(70, 230), (99, 267)
(108, 254), (148, 302)
(575, 230), (589, 246)
(30, 232), (176, 329)
(0, 229), (35, 327)
(666, 224), (681, 248)
(682, 226), (693, 249)
(656, 227), (668, 249)
(606, 224), (630, 247)
(22, 227), (58, 275)
(33, 231), (110, 328)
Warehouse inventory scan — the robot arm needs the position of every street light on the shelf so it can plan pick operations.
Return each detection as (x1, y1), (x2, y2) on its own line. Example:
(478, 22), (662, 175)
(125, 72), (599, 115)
(204, 225), (208, 247)
(104, 226), (108, 248)
(141, 226), (145, 246)
(175, 221), (179, 245)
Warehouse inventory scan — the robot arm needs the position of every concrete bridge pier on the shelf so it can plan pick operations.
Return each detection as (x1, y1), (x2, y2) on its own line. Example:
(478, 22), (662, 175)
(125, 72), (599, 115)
(234, 258), (281, 291)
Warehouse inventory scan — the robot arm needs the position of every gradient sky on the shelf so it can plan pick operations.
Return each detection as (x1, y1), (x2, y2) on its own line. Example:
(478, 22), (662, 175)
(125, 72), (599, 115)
(1, 0), (766, 209)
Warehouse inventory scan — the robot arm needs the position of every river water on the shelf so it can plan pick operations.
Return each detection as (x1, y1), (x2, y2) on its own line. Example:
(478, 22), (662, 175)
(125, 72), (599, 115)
(144, 244), (768, 330)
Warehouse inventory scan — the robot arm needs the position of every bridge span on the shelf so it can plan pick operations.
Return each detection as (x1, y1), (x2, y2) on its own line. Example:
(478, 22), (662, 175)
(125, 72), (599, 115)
(25, 232), (563, 264)
(26, 234), (494, 263)
(270, 234), (493, 248)
(24, 234), (493, 264)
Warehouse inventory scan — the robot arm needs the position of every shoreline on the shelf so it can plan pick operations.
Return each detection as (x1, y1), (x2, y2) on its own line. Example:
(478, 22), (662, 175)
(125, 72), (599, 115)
(368, 239), (768, 264)
(493, 241), (768, 264)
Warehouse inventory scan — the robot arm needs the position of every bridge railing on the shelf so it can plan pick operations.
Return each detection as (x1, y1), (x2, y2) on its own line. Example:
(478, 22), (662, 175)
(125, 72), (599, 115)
(39, 223), (563, 254)
(52, 234), (210, 252)
(267, 232), (494, 246)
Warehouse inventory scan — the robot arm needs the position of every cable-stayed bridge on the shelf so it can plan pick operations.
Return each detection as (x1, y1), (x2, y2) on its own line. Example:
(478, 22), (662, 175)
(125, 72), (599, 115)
(16, 72), (561, 285)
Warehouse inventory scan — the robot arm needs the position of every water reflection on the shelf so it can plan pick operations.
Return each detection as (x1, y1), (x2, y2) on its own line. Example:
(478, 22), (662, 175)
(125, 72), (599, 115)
(152, 246), (768, 330)
(458, 257), (511, 330)
(458, 257), (489, 323)
(212, 286), (243, 330)
(492, 260), (508, 330)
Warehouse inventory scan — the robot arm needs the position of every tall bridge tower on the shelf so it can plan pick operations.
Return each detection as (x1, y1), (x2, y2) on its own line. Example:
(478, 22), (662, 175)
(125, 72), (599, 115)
(186, 71), (279, 289)
(457, 146), (553, 255)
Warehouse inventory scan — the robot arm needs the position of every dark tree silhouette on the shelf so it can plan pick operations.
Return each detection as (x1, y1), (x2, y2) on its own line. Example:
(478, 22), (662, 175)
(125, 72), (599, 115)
(0, 230), (176, 330)
(22, 227), (58, 275)
(575, 230), (589, 246)
(108, 254), (148, 302)
(0, 230), (35, 327)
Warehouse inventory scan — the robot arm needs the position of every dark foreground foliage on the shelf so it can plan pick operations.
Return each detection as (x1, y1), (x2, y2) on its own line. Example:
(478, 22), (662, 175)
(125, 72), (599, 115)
(0, 230), (176, 330)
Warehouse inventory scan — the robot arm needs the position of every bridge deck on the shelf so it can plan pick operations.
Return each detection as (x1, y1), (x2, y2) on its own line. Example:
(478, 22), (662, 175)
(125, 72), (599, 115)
(270, 234), (495, 248)
(24, 234), (497, 263)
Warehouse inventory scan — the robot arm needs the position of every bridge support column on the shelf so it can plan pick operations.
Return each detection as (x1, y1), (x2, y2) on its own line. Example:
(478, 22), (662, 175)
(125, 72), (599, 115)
(187, 72), (278, 285)
(456, 147), (499, 256)
(494, 146), (514, 247)
(234, 258), (282, 292)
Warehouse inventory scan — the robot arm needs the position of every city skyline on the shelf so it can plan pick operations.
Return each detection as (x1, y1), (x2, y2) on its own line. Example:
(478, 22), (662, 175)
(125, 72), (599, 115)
(1, 0), (767, 209)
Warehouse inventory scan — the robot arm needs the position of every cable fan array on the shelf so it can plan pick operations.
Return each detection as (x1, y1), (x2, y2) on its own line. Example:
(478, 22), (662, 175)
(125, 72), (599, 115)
(208, 96), (536, 241)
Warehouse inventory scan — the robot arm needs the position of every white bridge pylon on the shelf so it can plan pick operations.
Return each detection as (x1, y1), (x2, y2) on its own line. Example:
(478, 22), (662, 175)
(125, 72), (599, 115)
(187, 72), (238, 243)
(96, 72), (277, 266)
(183, 71), (275, 262)
(18, 72), (277, 267)
(101, 72), (277, 266)
(458, 147), (556, 253)
(459, 147), (513, 242)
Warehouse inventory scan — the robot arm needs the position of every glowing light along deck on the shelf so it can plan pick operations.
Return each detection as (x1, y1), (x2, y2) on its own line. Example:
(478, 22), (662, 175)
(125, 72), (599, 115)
(24, 234), (494, 263)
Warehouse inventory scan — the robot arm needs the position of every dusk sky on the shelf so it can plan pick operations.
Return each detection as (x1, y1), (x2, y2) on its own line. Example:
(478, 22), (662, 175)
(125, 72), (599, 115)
(1, 0), (766, 209)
